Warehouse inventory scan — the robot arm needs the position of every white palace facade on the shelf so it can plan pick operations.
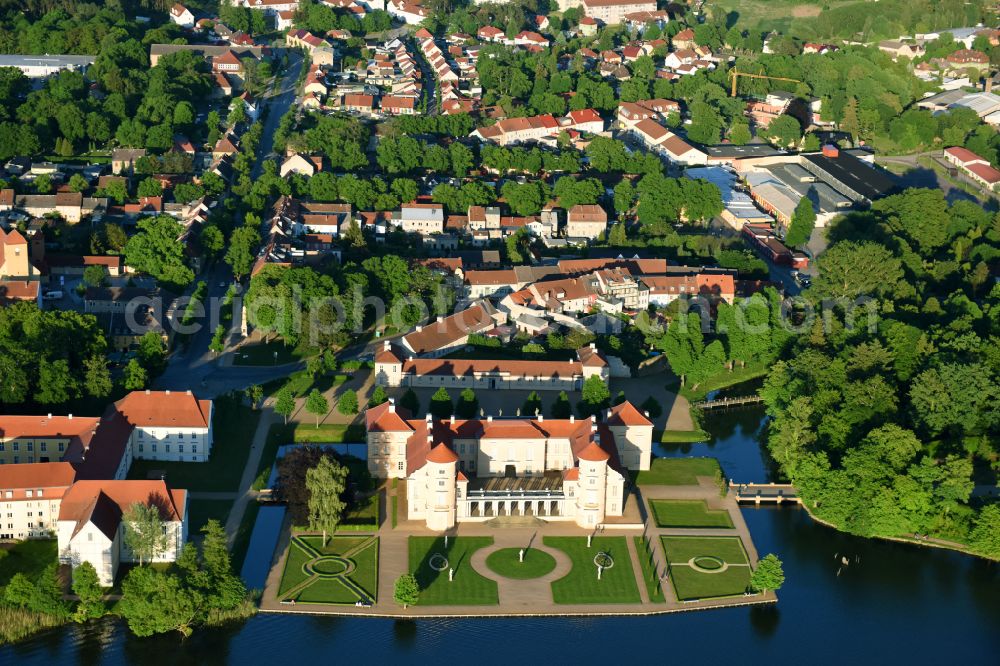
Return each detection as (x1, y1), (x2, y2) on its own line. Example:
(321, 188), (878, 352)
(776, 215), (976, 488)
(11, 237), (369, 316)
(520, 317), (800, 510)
(366, 400), (653, 530)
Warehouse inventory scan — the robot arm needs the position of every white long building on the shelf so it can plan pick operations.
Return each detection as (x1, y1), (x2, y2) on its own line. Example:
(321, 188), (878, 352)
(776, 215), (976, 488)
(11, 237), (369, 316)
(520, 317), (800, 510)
(375, 342), (609, 391)
(367, 400), (653, 530)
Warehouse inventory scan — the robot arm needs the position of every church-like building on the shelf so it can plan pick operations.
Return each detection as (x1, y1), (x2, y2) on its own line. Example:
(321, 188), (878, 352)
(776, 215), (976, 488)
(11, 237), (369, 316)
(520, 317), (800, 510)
(366, 399), (653, 530)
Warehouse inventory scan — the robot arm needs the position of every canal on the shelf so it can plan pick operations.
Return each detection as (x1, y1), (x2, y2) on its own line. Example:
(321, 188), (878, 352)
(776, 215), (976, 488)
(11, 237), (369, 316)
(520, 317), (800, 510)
(3, 407), (998, 664)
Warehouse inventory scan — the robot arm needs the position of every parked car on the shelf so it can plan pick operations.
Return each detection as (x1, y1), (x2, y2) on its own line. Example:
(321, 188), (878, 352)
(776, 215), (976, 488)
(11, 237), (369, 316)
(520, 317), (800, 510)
(43, 290), (64, 300)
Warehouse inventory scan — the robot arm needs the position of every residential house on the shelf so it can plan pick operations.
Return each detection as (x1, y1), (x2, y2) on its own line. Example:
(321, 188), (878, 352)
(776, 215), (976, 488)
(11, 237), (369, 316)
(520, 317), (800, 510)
(169, 3), (195, 27)
(581, 0), (657, 25)
(391, 202), (445, 235)
(566, 204), (609, 239)
(943, 146), (1000, 190)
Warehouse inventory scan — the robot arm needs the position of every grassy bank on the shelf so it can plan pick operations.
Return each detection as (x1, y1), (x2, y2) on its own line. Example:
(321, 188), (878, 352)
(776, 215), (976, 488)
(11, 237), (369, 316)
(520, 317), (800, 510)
(0, 606), (66, 646)
(658, 429), (711, 443)
(679, 364), (768, 403)
(128, 397), (262, 492)
(632, 457), (722, 486)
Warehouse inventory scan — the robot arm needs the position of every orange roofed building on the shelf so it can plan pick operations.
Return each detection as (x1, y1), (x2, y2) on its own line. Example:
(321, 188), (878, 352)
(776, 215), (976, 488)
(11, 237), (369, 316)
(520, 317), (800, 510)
(57, 479), (187, 585)
(0, 390), (211, 583)
(375, 341), (609, 391)
(365, 399), (653, 530)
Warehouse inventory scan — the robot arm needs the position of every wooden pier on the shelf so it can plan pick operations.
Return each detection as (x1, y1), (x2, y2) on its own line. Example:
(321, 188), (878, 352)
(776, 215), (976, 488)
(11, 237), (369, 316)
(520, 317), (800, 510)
(694, 395), (764, 410)
(730, 482), (800, 505)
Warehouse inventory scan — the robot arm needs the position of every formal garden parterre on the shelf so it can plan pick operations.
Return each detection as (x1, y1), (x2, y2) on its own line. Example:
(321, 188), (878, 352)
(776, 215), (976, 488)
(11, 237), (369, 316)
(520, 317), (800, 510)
(278, 535), (379, 605)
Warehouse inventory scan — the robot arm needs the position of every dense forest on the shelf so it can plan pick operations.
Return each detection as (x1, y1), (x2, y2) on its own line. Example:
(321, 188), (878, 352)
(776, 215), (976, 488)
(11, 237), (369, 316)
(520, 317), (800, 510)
(757, 187), (1000, 559)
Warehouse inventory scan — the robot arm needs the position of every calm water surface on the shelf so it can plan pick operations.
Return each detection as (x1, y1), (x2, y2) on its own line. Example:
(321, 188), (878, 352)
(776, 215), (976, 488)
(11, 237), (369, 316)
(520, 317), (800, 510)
(4, 408), (998, 664)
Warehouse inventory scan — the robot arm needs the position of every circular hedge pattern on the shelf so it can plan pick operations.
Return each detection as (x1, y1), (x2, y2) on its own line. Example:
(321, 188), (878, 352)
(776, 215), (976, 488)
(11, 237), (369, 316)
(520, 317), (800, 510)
(428, 553), (450, 572)
(306, 555), (352, 577)
(692, 556), (724, 571)
(593, 552), (615, 569)
(486, 548), (557, 580)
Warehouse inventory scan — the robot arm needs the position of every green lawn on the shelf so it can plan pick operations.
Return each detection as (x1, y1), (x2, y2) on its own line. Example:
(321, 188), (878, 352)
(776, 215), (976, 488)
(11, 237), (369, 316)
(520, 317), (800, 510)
(340, 493), (379, 531)
(485, 547), (557, 580)
(544, 536), (641, 604)
(649, 500), (734, 529)
(678, 364), (768, 402)
(128, 397), (262, 491)
(659, 429), (711, 443)
(632, 457), (721, 486)
(633, 536), (664, 603)
(233, 340), (311, 366)
(0, 540), (57, 589)
(187, 499), (232, 535)
(409, 536), (497, 605)
(279, 535), (379, 604)
(662, 536), (752, 601)
(292, 422), (366, 443)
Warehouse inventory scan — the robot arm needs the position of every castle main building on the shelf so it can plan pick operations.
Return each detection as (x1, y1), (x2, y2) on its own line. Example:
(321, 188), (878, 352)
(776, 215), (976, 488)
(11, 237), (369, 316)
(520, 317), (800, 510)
(366, 400), (653, 530)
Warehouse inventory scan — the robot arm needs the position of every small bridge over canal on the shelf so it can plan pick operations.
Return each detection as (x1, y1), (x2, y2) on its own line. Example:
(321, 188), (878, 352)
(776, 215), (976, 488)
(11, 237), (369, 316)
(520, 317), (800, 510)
(695, 395), (764, 410)
(730, 482), (800, 505)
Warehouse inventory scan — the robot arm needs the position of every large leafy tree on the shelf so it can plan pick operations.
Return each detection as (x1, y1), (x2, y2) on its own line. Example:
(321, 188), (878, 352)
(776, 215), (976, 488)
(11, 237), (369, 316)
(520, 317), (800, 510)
(124, 215), (194, 288)
(123, 502), (169, 566)
(307, 456), (349, 545)
(785, 197), (816, 248)
(810, 241), (903, 299)
(749, 554), (785, 593)
(119, 567), (202, 637)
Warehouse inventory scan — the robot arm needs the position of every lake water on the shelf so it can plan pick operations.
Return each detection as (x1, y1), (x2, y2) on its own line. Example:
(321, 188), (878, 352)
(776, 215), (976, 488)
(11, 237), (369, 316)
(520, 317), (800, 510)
(4, 407), (998, 664)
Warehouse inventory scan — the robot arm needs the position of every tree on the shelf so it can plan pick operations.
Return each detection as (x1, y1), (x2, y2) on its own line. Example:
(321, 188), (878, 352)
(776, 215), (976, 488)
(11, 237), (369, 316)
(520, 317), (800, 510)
(521, 390), (542, 417)
(394, 573), (420, 608)
(72, 561), (106, 622)
(456, 388), (478, 418)
(306, 456), (349, 545)
(305, 389), (329, 427)
(579, 375), (611, 417)
(729, 121), (752, 145)
(83, 355), (113, 399)
(123, 358), (148, 390)
(338, 388), (359, 415)
(199, 225), (225, 259)
(430, 387), (453, 419)
(83, 264), (107, 288)
(119, 567), (201, 637)
(812, 241), (903, 299)
(225, 226), (262, 281)
(137, 177), (163, 198)
(5, 565), (70, 618)
(68, 173), (89, 193)
(749, 553), (785, 593)
(369, 385), (388, 407)
(276, 385), (296, 424)
(124, 215), (194, 288)
(608, 222), (627, 245)
(552, 390), (572, 419)
(245, 384), (263, 409)
(766, 115), (802, 148)
(970, 505), (1000, 560)
(123, 502), (169, 566)
(35, 173), (52, 194)
(785, 197), (816, 248)
(400, 388), (420, 415)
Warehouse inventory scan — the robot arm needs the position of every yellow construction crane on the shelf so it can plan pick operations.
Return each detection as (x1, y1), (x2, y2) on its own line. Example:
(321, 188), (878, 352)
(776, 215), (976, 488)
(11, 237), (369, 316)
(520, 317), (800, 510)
(728, 70), (802, 97)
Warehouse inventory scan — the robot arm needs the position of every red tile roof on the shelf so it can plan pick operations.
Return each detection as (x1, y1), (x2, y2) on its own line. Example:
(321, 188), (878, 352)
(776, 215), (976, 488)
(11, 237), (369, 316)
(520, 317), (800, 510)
(58, 479), (186, 540)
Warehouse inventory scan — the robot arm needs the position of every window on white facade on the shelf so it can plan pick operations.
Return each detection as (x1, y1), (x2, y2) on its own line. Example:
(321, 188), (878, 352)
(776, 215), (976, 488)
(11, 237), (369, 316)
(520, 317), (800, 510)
(192, 445), (197, 453)
(25, 490), (32, 498)
(152, 444), (157, 453)
(165, 445), (170, 453)
(397, 462), (404, 470)
(179, 445), (184, 453)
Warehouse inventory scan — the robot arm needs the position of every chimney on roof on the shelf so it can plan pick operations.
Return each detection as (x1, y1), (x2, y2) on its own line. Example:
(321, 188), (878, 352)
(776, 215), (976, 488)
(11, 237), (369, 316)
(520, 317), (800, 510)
(68, 414), (72, 419)
(487, 415), (493, 422)
(145, 389), (150, 395)
(47, 413), (52, 419)
(388, 398), (395, 413)
(165, 390), (170, 395)
(186, 389), (191, 395)
(450, 414), (455, 424)
(415, 325), (423, 332)
(425, 413), (432, 422)
(437, 316), (444, 323)
(538, 413), (543, 421)
(384, 340), (391, 350)
(570, 415), (575, 423)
